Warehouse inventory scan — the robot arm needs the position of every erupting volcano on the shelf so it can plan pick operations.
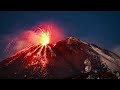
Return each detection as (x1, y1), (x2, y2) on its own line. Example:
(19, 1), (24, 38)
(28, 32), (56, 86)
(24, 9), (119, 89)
(0, 23), (120, 79)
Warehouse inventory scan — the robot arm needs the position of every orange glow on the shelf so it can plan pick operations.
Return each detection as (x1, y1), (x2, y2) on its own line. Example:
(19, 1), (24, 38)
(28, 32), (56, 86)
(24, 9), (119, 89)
(39, 31), (50, 46)
(27, 52), (31, 56)
(33, 55), (37, 58)
(13, 22), (65, 52)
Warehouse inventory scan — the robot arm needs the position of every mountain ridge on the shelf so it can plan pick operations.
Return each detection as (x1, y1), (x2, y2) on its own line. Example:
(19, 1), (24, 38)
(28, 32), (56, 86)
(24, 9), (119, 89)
(0, 36), (120, 79)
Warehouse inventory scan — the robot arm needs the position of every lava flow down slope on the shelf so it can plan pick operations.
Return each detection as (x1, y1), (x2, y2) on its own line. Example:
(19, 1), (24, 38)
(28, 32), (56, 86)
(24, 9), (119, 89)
(0, 24), (120, 79)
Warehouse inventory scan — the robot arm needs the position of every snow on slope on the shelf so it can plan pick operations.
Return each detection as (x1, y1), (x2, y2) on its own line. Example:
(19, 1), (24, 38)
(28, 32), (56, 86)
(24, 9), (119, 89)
(90, 44), (120, 72)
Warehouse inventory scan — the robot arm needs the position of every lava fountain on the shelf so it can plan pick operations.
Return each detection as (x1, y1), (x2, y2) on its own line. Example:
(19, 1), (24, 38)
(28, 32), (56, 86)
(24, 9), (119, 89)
(38, 30), (50, 46)
(4, 22), (65, 78)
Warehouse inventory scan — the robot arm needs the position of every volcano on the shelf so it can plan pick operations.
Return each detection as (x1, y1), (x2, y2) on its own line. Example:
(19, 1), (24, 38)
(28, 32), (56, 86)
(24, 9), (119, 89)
(0, 36), (120, 79)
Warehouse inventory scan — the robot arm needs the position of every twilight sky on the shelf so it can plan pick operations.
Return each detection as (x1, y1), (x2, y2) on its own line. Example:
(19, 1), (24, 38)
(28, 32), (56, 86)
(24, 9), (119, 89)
(0, 11), (120, 60)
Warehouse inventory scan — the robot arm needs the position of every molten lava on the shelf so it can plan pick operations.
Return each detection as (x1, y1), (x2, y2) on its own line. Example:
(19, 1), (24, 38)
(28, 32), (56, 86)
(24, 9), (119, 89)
(39, 30), (50, 46)
(3, 22), (65, 77)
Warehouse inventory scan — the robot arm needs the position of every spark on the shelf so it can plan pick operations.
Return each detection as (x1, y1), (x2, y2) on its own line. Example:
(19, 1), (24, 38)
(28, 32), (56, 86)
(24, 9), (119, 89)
(3, 22), (65, 78)
(47, 45), (56, 57)
(23, 44), (57, 77)
(4, 38), (17, 52)
(39, 30), (50, 46)
(4, 40), (13, 52)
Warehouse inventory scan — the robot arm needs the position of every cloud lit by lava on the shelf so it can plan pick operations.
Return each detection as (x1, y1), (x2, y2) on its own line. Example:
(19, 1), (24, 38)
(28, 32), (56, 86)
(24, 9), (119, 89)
(4, 22), (65, 54)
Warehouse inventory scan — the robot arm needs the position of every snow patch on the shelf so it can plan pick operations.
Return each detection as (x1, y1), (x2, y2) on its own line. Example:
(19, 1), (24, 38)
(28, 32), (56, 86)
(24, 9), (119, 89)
(100, 56), (120, 72)
(90, 44), (120, 72)
(90, 45), (115, 62)
(80, 40), (88, 45)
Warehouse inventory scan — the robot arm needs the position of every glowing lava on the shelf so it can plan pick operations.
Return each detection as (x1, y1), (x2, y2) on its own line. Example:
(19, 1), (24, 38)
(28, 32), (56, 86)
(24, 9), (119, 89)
(3, 22), (65, 77)
(39, 30), (50, 46)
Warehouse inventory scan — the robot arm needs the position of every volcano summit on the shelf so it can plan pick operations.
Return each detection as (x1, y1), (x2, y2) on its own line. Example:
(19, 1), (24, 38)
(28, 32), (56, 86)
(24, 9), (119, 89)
(0, 36), (120, 79)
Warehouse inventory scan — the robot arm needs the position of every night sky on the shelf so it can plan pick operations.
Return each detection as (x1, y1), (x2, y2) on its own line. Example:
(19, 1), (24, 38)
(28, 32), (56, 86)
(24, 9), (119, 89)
(0, 11), (120, 60)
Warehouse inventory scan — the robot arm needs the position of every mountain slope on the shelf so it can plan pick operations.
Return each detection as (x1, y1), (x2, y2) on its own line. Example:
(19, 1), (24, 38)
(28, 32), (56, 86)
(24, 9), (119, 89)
(0, 36), (120, 79)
